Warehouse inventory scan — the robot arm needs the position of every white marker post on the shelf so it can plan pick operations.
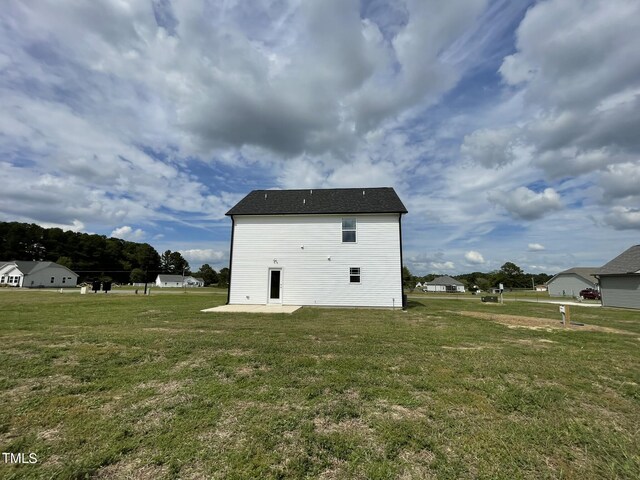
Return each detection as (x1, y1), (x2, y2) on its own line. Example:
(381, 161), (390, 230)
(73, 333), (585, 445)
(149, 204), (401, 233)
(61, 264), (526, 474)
(560, 305), (566, 326)
(499, 283), (504, 304)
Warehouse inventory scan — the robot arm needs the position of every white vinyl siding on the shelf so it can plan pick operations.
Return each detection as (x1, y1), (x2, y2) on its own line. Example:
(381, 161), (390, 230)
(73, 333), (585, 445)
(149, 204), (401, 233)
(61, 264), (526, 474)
(229, 214), (402, 307)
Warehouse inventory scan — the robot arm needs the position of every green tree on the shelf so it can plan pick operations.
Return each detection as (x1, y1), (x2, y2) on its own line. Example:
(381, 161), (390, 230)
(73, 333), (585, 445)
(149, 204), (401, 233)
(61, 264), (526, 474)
(218, 267), (230, 287)
(56, 256), (73, 269)
(402, 265), (415, 290)
(497, 262), (528, 288)
(130, 268), (146, 283)
(160, 250), (190, 274)
(196, 264), (218, 286)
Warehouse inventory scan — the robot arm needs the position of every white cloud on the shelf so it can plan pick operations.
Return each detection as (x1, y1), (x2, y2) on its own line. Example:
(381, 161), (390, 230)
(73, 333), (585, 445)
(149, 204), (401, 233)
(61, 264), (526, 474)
(464, 250), (485, 264)
(528, 243), (545, 251)
(432, 261), (455, 271)
(488, 187), (562, 220)
(111, 226), (146, 241)
(603, 207), (640, 230)
(600, 162), (640, 201)
(461, 128), (518, 168)
(180, 249), (225, 264)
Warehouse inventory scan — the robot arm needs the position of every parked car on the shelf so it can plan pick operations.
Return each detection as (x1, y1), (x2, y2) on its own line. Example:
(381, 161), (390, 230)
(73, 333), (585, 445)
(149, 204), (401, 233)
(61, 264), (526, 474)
(579, 288), (601, 300)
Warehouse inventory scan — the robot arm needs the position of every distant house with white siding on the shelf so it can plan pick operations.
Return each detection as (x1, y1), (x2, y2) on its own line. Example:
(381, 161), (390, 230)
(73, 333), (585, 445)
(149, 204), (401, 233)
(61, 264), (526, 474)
(155, 274), (204, 288)
(596, 245), (640, 310)
(225, 188), (408, 308)
(546, 268), (599, 297)
(0, 261), (78, 288)
(423, 276), (465, 293)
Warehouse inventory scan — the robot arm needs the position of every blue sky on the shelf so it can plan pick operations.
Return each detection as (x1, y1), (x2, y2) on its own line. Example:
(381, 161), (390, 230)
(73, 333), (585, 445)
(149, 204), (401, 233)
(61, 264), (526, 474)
(1, 0), (639, 274)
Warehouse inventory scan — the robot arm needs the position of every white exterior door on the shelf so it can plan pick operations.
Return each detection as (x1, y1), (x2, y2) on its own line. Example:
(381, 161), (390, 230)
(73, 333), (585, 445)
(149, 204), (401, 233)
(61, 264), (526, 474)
(268, 268), (282, 304)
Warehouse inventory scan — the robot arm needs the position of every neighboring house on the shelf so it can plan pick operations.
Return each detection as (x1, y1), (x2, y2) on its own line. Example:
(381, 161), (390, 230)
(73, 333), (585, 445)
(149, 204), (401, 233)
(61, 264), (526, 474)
(225, 187), (407, 308)
(155, 274), (205, 287)
(0, 261), (78, 288)
(535, 285), (548, 292)
(415, 282), (423, 289)
(596, 245), (640, 310)
(546, 268), (599, 297)
(187, 277), (205, 287)
(423, 276), (465, 293)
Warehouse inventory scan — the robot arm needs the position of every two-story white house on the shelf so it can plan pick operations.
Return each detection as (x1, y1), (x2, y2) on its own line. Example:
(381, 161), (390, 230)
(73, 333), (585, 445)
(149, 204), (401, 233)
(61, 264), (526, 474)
(225, 187), (408, 308)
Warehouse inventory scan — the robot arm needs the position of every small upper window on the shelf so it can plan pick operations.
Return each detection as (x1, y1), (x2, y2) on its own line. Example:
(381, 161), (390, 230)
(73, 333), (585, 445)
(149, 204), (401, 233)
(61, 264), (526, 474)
(350, 267), (361, 283)
(50, 277), (55, 283)
(342, 218), (356, 243)
(62, 277), (66, 284)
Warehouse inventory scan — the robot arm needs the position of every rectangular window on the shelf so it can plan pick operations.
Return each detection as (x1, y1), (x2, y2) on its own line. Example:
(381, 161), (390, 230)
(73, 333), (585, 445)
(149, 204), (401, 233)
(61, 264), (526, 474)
(62, 277), (66, 284)
(350, 267), (361, 283)
(342, 218), (356, 243)
(8, 276), (13, 283)
(1, 276), (5, 283)
(50, 277), (55, 283)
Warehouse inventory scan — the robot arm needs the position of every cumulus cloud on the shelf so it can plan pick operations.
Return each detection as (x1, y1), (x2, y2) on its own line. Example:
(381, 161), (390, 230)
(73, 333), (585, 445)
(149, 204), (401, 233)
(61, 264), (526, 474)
(0, 0), (487, 159)
(111, 226), (146, 241)
(599, 162), (640, 201)
(488, 187), (562, 220)
(407, 252), (456, 274)
(461, 128), (518, 168)
(464, 250), (485, 264)
(528, 243), (545, 251)
(603, 207), (640, 230)
(180, 249), (225, 265)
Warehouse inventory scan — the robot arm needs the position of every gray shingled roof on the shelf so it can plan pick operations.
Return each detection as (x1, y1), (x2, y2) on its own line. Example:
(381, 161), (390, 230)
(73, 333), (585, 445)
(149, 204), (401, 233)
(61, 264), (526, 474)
(425, 275), (464, 286)
(599, 245), (640, 275)
(547, 267), (600, 285)
(226, 188), (408, 216)
(3, 261), (77, 276)
(157, 274), (186, 282)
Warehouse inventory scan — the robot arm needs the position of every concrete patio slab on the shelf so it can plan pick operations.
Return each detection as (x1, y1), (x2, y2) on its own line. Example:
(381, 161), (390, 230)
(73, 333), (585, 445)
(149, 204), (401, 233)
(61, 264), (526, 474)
(201, 304), (302, 314)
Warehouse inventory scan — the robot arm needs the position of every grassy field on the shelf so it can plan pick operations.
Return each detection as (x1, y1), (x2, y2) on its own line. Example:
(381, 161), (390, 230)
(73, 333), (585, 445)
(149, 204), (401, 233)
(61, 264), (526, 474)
(0, 291), (638, 479)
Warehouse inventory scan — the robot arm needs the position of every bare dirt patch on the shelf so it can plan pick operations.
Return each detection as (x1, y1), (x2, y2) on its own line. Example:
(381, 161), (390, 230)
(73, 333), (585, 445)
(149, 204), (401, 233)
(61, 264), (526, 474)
(398, 449), (437, 480)
(441, 344), (489, 351)
(37, 426), (61, 442)
(455, 311), (633, 334)
(371, 400), (427, 420)
(313, 417), (373, 436)
(93, 456), (168, 479)
(2, 374), (80, 399)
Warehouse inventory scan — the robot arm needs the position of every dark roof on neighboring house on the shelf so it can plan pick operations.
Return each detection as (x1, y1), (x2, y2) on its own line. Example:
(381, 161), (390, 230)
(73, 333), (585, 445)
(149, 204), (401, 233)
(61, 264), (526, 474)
(598, 245), (640, 275)
(425, 275), (464, 286)
(3, 261), (78, 276)
(547, 267), (599, 285)
(156, 274), (185, 282)
(226, 188), (408, 216)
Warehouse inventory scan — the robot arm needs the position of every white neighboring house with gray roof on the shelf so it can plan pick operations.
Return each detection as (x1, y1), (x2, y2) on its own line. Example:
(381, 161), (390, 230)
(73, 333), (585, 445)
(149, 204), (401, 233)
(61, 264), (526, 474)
(0, 261), (78, 288)
(546, 268), (599, 297)
(155, 274), (204, 288)
(596, 245), (640, 310)
(423, 276), (465, 293)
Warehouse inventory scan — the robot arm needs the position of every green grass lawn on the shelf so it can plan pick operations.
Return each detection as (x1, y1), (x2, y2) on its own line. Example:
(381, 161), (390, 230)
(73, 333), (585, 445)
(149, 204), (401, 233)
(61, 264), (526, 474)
(0, 291), (638, 479)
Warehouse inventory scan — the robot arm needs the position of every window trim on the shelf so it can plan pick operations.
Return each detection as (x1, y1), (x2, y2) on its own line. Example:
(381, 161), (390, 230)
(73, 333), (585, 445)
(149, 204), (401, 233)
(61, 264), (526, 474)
(349, 267), (361, 284)
(342, 218), (357, 243)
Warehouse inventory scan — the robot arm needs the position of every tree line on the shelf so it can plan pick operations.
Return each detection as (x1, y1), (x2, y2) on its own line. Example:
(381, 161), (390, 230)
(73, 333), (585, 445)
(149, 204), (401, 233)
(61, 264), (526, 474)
(0, 222), (227, 286)
(404, 262), (553, 291)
